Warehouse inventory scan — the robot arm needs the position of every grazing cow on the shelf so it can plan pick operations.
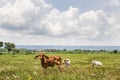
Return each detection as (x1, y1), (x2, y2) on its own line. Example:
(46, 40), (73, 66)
(92, 60), (102, 68)
(64, 59), (71, 68)
(34, 53), (62, 72)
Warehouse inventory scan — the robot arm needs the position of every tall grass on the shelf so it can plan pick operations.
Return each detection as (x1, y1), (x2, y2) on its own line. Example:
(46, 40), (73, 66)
(0, 53), (120, 80)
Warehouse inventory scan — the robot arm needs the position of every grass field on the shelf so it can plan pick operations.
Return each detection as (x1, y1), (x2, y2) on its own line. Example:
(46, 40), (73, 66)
(0, 53), (120, 80)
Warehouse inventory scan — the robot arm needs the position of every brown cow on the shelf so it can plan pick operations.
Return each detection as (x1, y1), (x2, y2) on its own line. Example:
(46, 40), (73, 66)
(34, 53), (62, 72)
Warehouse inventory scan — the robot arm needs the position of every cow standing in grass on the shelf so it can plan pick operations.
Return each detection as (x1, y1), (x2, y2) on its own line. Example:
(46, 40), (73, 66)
(92, 60), (102, 68)
(34, 53), (62, 72)
(64, 59), (71, 68)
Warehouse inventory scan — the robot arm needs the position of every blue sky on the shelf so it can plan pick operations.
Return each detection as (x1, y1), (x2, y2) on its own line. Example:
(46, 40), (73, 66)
(0, 0), (120, 45)
(44, 0), (110, 12)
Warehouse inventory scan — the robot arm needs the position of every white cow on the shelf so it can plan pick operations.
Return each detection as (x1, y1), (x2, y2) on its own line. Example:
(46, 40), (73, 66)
(92, 60), (102, 68)
(64, 59), (71, 68)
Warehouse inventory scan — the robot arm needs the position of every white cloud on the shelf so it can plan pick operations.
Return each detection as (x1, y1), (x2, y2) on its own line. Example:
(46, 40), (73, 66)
(0, 0), (120, 45)
(110, 0), (120, 7)
(107, 13), (120, 38)
(41, 8), (109, 40)
(0, 0), (15, 7)
(0, 0), (51, 27)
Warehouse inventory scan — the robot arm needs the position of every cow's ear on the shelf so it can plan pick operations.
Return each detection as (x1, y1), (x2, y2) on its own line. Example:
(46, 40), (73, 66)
(34, 55), (41, 59)
(43, 54), (49, 59)
(34, 55), (39, 59)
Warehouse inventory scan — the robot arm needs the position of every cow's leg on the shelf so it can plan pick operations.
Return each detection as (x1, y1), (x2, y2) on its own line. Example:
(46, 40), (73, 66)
(42, 66), (48, 74)
(57, 65), (63, 72)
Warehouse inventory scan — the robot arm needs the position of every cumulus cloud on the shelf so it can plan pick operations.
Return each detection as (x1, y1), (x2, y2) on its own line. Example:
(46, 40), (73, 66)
(110, 0), (120, 7)
(0, 0), (120, 45)
(0, 0), (15, 7)
(0, 0), (51, 31)
(40, 7), (109, 40)
(107, 13), (120, 38)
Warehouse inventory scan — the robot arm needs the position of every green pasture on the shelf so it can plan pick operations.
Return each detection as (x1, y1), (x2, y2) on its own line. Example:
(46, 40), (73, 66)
(0, 53), (120, 80)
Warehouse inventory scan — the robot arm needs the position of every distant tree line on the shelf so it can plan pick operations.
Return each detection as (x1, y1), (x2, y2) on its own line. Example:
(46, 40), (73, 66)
(0, 41), (20, 54)
(43, 49), (119, 54)
(0, 41), (119, 55)
(0, 41), (35, 55)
